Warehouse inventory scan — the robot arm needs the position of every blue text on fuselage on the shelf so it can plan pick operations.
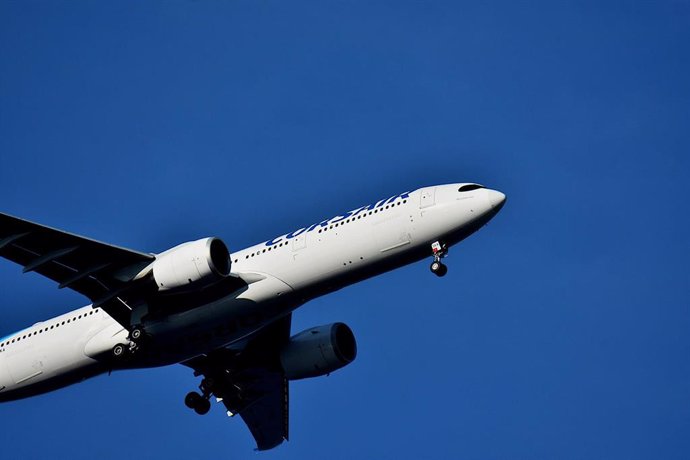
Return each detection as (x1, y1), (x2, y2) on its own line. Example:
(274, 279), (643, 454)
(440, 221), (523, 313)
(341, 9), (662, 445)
(264, 191), (410, 247)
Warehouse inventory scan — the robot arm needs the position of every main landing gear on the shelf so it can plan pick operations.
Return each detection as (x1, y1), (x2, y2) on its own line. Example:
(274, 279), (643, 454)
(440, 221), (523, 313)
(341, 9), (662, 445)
(111, 325), (149, 361)
(130, 326), (145, 342)
(111, 343), (129, 360)
(185, 391), (211, 415)
(430, 241), (448, 277)
(185, 378), (214, 415)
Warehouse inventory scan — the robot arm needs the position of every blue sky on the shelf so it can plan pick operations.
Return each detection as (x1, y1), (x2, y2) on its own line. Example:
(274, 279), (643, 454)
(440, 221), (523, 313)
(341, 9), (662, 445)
(1, 1), (688, 458)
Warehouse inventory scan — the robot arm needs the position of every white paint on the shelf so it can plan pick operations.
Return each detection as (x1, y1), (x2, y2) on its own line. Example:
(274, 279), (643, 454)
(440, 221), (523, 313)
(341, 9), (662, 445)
(0, 183), (505, 401)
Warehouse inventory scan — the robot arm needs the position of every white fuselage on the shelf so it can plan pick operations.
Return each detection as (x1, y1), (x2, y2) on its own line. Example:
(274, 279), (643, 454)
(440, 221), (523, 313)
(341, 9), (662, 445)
(0, 184), (505, 401)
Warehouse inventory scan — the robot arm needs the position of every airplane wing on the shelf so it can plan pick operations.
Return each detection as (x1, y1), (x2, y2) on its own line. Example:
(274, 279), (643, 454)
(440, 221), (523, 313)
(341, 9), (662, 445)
(0, 212), (248, 328)
(183, 315), (291, 451)
(0, 212), (154, 325)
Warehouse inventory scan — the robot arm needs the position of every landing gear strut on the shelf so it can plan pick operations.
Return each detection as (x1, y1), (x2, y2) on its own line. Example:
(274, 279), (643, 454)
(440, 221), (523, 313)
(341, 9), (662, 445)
(430, 241), (448, 277)
(185, 378), (214, 416)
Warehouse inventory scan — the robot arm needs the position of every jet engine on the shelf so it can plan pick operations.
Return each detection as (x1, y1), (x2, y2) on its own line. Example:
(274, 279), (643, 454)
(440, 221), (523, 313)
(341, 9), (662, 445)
(147, 237), (231, 292)
(280, 323), (357, 380)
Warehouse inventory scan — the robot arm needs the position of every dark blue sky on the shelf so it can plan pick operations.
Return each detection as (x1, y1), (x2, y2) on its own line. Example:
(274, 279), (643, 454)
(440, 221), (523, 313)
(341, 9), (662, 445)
(1, 1), (689, 458)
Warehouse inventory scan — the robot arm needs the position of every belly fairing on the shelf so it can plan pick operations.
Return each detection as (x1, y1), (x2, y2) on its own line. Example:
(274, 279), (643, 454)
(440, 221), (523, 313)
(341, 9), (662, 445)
(84, 323), (129, 359)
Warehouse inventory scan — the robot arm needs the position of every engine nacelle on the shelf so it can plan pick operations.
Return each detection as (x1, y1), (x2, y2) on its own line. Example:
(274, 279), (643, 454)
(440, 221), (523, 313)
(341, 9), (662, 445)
(149, 237), (231, 292)
(280, 323), (357, 380)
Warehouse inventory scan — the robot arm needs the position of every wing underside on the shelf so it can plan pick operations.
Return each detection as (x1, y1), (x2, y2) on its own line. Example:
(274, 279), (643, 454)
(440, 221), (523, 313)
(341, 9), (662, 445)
(183, 315), (292, 450)
(0, 212), (156, 325)
(1, 211), (288, 449)
(0, 212), (154, 294)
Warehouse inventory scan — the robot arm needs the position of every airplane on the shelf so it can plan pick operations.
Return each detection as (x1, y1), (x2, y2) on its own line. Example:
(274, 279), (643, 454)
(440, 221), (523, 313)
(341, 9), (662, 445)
(0, 182), (505, 450)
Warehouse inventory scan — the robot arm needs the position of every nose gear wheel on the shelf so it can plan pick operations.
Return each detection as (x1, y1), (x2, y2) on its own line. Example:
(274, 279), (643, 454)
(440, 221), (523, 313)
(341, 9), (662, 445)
(429, 241), (448, 277)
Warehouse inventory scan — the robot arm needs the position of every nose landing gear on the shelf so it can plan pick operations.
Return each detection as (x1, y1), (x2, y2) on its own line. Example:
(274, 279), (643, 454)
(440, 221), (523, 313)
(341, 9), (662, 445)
(430, 260), (447, 276)
(430, 241), (448, 277)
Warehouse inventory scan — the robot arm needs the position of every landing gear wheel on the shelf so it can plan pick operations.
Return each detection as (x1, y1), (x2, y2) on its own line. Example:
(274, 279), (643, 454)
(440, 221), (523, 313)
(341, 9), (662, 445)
(130, 327), (144, 341)
(185, 391), (210, 415)
(194, 398), (211, 415)
(128, 327), (148, 354)
(430, 261), (448, 277)
(430, 241), (449, 277)
(112, 343), (127, 360)
(185, 391), (202, 409)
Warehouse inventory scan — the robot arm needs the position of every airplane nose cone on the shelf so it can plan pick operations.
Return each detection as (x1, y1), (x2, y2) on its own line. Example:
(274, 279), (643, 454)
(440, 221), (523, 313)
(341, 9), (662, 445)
(486, 189), (506, 211)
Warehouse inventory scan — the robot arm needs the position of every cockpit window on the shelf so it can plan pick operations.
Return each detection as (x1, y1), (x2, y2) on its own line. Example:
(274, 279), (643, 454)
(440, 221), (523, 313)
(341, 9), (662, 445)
(458, 184), (484, 192)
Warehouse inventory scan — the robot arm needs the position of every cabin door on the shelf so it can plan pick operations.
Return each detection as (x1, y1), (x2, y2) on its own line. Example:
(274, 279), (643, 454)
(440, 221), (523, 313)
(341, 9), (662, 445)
(419, 187), (436, 208)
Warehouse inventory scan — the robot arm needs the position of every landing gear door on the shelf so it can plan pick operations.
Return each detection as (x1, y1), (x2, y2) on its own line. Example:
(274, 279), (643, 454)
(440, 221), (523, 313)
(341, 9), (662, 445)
(419, 187), (436, 209)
